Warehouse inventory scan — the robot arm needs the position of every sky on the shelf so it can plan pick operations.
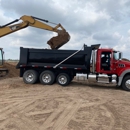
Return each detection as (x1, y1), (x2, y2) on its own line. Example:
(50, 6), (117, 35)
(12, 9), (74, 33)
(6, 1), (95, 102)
(0, 0), (130, 60)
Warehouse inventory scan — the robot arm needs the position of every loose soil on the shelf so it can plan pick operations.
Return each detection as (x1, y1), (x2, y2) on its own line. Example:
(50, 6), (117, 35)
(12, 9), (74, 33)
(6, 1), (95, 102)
(0, 62), (130, 130)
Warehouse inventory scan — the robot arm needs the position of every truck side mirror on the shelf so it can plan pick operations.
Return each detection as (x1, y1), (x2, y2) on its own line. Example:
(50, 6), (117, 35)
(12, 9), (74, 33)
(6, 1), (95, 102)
(119, 52), (122, 60)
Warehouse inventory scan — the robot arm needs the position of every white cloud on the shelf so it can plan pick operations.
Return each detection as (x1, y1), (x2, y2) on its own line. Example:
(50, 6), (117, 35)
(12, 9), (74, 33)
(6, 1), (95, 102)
(128, 29), (130, 36)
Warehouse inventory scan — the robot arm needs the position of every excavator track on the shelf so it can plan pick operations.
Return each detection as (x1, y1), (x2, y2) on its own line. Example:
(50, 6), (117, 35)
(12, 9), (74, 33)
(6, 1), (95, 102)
(47, 30), (70, 49)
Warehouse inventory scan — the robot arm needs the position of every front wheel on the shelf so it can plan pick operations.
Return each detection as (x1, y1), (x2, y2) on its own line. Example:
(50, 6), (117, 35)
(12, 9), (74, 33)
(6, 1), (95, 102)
(23, 70), (38, 84)
(57, 73), (70, 86)
(122, 76), (130, 91)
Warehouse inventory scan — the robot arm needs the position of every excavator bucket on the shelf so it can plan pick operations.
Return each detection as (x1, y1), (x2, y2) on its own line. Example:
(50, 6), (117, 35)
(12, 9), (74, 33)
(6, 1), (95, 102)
(47, 30), (70, 49)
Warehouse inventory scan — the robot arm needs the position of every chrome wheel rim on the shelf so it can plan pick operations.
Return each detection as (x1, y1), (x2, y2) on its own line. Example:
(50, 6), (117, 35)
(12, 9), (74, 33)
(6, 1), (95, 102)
(26, 73), (34, 82)
(42, 74), (51, 83)
(125, 79), (130, 89)
(58, 75), (67, 84)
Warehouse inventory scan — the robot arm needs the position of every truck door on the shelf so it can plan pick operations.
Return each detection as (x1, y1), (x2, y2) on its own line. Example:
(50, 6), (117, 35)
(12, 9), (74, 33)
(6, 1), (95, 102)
(100, 51), (113, 73)
(112, 51), (121, 74)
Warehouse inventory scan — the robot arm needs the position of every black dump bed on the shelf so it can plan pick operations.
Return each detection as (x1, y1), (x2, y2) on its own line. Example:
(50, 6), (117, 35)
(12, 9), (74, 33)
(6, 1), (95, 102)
(16, 44), (100, 72)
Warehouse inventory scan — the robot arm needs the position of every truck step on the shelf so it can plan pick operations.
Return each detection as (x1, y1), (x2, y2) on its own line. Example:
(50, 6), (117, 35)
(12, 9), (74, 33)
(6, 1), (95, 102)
(97, 80), (109, 84)
(97, 77), (116, 84)
(97, 77), (109, 84)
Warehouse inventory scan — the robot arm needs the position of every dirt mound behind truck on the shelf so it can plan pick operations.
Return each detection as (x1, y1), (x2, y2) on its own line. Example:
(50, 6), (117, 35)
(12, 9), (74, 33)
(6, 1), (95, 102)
(0, 62), (19, 79)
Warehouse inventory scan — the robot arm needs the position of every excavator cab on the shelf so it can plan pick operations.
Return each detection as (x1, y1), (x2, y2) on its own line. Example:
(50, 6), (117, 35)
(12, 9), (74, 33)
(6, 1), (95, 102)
(0, 48), (8, 77)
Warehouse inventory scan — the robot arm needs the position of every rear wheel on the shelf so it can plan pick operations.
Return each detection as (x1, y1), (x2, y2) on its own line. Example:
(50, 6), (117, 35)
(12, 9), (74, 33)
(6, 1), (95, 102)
(122, 76), (130, 91)
(57, 73), (70, 86)
(23, 70), (38, 84)
(40, 70), (55, 85)
(70, 75), (74, 81)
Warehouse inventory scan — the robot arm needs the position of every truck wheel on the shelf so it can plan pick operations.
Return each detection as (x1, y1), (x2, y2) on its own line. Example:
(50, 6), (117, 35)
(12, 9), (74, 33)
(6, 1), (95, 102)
(122, 76), (130, 91)
(57, 73), (70, 86)
(40, 70), (55, 85)
(23, 70), (38, 84)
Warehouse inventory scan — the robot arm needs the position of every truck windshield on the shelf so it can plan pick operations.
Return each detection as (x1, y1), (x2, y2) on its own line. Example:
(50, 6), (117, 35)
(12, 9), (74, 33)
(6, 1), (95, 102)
(0, 49), (3, 66)
(113, 51), (120, 60)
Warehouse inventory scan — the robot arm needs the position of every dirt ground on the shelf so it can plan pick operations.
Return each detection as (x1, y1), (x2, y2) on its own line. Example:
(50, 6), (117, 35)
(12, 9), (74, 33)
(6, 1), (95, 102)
(0, 62), (130, 130)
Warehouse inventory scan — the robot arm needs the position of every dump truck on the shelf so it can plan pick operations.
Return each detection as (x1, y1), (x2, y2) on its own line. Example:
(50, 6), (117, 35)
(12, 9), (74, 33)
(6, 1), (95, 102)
(0, 15), (70, 76)
(16, 44), (130, 91)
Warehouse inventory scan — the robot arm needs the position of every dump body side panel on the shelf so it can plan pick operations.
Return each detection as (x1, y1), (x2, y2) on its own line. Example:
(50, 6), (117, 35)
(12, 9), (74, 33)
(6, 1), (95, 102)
(17, 46), (91, 66)
(16, 45), (94, 77)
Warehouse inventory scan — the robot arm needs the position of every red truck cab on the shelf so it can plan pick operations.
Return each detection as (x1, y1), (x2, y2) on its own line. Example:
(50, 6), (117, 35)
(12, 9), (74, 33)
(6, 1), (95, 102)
(95, 48), (130, 91)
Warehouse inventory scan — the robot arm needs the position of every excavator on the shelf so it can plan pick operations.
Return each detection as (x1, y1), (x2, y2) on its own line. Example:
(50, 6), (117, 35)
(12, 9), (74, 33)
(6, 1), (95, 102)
(0, 15), (70, 77)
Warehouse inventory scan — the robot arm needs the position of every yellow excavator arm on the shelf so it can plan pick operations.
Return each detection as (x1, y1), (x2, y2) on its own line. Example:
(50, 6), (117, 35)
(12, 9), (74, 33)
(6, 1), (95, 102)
(0, 15), (70, 49)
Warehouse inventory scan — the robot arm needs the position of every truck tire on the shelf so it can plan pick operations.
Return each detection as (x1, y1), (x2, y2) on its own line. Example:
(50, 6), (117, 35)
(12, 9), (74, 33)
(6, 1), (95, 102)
(23, 70), (38, 84)
(40, 70), (55, 85)
(122, 76), (130, 91)
(70, 75), (74, 81)
(57, 73), (70, 86)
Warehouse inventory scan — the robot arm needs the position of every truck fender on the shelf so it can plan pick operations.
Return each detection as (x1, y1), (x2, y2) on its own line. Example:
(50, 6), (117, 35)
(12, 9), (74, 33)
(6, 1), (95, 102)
(118, 69), (130, 86)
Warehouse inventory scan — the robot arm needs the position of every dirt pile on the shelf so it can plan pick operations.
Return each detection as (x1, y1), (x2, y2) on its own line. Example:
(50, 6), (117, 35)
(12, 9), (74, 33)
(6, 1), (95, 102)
(2, 62), (19, 79)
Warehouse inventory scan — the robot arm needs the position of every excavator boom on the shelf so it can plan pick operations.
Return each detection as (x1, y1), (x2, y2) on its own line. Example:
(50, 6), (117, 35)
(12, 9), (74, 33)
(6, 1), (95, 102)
(0, 15), (70, 49)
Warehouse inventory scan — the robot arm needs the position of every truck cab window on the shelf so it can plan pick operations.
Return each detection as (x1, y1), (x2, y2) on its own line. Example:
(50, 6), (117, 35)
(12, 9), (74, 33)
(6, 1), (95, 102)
(113, 51), (119, 60)
(101, 52), (111, 70)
